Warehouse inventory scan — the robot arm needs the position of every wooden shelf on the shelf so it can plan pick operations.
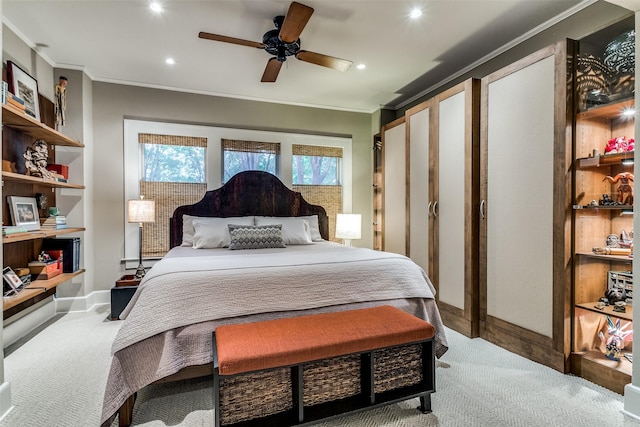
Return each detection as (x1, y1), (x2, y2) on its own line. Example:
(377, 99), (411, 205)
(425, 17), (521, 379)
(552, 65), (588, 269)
(577, 98), (634, 120)
(575, 302), (633, 321)
(1, 104), (83, 147)
(2, 269), (85, 312)
(571, 351), (631, 395)
(576, 151), (634, 169)
(1, 171), (84, 189)
(576, 252), (633, 263)
(573, 204), (633, 210)
(2, 227), (85, 244)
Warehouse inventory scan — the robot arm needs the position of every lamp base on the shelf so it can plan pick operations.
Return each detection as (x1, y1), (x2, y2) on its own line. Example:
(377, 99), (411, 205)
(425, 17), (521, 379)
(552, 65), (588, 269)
(134, 263), (146, 279)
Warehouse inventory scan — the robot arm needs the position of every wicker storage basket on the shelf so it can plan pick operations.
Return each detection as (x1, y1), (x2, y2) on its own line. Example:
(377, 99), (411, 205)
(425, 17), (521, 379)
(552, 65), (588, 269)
(303, 354), (361, 406)
(219, 367), (292, 425)
(374, 343), (423, 393)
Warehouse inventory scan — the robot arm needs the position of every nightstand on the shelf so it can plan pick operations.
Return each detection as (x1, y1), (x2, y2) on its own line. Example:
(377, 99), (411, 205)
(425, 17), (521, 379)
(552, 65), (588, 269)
(110, 274), (141, 320)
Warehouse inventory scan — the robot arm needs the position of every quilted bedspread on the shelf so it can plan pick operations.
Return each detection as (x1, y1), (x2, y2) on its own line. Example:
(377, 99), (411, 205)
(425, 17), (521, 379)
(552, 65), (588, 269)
(101, 242), (447, 425)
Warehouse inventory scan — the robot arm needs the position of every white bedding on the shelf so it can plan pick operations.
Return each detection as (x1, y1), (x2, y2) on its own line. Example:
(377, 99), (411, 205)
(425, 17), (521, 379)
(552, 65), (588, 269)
(102, 242), (447, 425)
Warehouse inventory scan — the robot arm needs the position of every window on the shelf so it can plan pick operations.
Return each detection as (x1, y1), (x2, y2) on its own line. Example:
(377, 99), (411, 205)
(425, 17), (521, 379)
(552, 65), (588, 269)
(142, 144), (205, 183)
(292, 144), (343, 241)
(222, 139), (280, 182)
(292, 144), (341, 185)
(139, 133), (207, 257)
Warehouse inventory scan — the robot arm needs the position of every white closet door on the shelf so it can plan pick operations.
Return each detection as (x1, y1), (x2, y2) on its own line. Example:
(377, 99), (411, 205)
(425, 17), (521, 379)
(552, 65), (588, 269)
(383, 121), (406, 255)
(408, 106), (430, 272)
(437, 92), (466, 309)
(485, 55), (555, 338)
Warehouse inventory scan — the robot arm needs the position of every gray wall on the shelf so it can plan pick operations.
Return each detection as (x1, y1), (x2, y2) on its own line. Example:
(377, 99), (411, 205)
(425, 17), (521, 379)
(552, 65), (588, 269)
(92, 83), (373, 291)
(395, 0), (632, 117)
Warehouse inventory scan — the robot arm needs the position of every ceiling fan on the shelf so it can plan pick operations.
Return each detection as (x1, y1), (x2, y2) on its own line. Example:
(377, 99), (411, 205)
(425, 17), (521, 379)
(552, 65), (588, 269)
(198, 1), (353, 82)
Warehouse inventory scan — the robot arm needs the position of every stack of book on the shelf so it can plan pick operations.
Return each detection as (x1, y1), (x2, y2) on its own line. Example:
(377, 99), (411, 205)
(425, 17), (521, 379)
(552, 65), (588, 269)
(5, 92), (26, 112)
(40, 215), (67, 230)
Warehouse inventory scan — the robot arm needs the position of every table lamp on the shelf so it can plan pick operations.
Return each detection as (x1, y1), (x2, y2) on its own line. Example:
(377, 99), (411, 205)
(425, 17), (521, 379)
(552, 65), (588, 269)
(335, 213), (361, 247)
(127, 196), (156, 278)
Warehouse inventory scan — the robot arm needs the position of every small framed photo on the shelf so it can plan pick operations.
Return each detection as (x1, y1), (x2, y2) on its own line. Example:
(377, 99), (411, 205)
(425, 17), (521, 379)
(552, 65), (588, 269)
(7, 196), (40, 231)
(7, 60), (40, 121)
(3, 267), (23, 297)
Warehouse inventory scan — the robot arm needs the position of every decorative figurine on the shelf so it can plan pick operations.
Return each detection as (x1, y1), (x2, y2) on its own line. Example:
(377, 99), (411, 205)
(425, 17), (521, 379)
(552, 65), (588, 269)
(606, 234), (620, 247)
(600, 194), (616, 206)
(24, 140), (53, 179)
(603, 172), (634, 205)
(54, 76), (67, 130)
(599, 316), (633, 361)
(620, 230), (633, 248)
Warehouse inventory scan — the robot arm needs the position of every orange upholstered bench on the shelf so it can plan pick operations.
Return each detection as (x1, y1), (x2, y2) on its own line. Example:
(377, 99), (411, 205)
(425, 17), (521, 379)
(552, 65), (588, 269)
(212, 305), (436, 427)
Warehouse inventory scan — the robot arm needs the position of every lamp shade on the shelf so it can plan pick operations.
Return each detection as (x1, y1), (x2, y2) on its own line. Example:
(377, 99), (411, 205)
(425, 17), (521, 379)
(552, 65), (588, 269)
(127, 198), (156, 223)
(335, 213), (361, 240)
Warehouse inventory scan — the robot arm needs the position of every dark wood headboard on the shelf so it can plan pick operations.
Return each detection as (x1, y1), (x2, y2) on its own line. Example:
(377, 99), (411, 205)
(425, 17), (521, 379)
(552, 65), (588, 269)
(169, 171), (329, 248)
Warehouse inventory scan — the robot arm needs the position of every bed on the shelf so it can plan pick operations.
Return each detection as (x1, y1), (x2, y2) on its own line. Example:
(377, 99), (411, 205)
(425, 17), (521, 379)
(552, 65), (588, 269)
(101, 171), (448, 426)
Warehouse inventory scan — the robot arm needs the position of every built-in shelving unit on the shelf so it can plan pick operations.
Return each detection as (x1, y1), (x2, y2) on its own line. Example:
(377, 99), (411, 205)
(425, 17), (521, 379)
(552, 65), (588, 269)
(372, 134), (382, 251)
(2, 97), (84, 318)
(572, 21), (635, 393)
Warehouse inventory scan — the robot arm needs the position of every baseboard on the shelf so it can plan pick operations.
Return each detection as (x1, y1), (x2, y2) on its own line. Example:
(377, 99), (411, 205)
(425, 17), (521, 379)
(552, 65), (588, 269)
(3, 300), (56, 349)
(2, 291), (110, 349)
(623, 383), (640, 420)
(0, 382), (12, 422)
(55, 290), (110, 313)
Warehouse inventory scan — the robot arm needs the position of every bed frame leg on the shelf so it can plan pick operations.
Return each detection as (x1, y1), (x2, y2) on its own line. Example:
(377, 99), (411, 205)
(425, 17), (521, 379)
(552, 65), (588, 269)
(118, 393), (137, 427)
(418, 394), (432, 414)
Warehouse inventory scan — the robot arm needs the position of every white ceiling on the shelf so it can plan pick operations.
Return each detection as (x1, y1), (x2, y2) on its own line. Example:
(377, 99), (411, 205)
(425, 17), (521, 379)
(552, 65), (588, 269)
(3, 0), (595, 113)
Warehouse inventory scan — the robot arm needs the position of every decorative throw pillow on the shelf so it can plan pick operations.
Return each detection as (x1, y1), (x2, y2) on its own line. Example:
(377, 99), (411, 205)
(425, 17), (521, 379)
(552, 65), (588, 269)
(228, 224), (287, 250)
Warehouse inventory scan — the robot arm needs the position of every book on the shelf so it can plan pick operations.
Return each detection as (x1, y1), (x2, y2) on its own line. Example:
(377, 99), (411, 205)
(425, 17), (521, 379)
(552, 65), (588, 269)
(2, 225), (28, 235)
(1, 81), (7, 105)
(7, 96), (25, 110)
(9, 92), (24, 105)
(40, 215), (67, 229)
(42, 237), (80, 273)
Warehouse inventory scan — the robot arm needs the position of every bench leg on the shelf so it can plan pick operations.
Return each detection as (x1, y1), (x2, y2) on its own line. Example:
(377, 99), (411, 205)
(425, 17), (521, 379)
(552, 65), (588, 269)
(418, 394), (432, 414)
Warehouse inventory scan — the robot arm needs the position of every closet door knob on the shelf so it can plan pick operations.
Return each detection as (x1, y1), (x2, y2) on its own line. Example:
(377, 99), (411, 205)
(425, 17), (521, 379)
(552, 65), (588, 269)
(480, 199), (486, 219)
(433, 201), (438, 218)
(427, 201), (432, 217)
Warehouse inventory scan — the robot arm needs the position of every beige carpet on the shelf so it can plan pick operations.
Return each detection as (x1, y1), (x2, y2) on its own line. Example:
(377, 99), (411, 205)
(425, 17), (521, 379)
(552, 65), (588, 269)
(0, 305), (639, 426)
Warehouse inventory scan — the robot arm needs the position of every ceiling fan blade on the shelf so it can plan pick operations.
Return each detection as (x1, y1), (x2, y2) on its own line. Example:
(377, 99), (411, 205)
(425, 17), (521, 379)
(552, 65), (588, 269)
(296, 51), (352, 72)
(261, 58), (283, 82)
(198, 32), (264, 49)
(279, 2), (314, 43)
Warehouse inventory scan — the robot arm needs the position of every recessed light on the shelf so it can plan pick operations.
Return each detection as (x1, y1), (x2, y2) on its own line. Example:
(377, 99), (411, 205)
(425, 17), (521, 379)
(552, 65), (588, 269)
(409, 8), (422, 19)
(150, 2), (164, 13)
(165, 58), (175, 65)
(622, 107), (635, 116)
(356, 64), (366, 70)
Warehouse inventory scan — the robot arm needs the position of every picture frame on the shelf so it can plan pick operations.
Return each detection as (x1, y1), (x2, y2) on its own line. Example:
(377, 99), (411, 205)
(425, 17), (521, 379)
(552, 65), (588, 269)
(7, 196), (40, 231)
(3, 266), (23, 297)
(7, 60), (41, 121)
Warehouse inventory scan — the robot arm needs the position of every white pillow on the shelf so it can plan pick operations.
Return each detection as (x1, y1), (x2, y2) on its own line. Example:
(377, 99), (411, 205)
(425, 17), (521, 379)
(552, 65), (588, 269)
(191, 216), (255, 249)
(299, 215), (324, 241)
(254, 216), (313, 245)
(181, 215), (197, 247)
